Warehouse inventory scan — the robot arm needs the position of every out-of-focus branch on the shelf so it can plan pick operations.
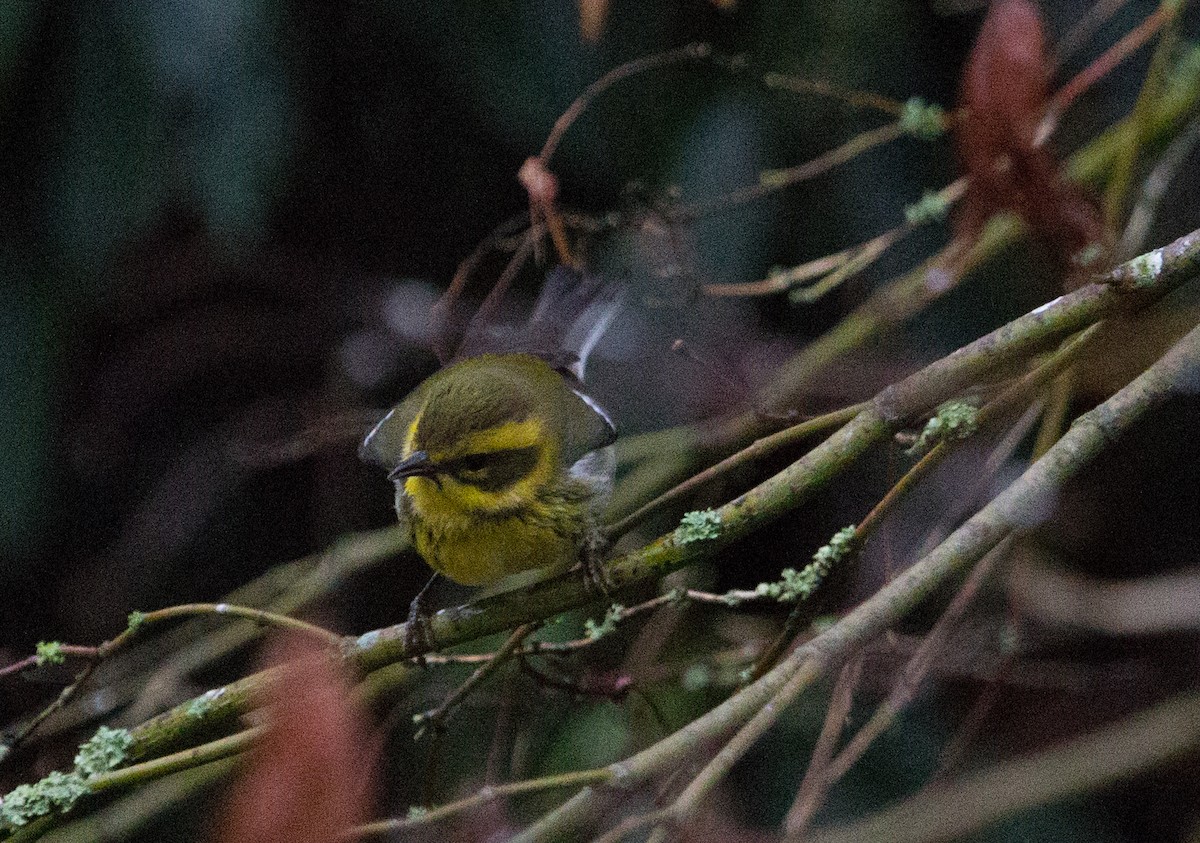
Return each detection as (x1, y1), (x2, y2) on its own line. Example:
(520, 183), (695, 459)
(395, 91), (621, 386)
(1118, 113), (1200, 258)
(510, 265), (1200, 843)
(1010, 562), (1200, 635)
(798, 689), (1200, 843)
(30, 525), (408, 741)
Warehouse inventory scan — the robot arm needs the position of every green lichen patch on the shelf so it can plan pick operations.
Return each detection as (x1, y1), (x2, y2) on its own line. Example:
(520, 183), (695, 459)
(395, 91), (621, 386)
(906, 400), (980, 457)
(74, 726), (133, 779)
(756, 526), (858, 603)
(35, 641), (65, 666)
(675, 509), (722, 544)
(0, 771), (88, 829)
(899, 97), (947, 140)
(904, 190), (951, 226)
(584, 604), (625, 641)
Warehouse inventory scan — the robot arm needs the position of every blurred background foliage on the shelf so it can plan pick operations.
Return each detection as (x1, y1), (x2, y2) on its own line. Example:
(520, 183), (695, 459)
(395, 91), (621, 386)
(2, 1), (1199, 840)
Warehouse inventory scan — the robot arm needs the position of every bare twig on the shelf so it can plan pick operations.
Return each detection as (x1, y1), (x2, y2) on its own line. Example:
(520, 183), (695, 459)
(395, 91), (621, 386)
(784, 537), (1012, 836)
(350, 767), (613, 838)
(1118, 113), (1200, 258)
(678, 121), (907, 219)
(539, 44), (711, 163)
(1052, 0), (1135, 69)
(0, 646), (99, 680)
(1050, 0), (1178, 118)
(604, 402), (868, 540)
(1103, 0), (1180, 227)
(763, 72), (907, 115)
(703, 178), (967, 300)
(784, 656), (864, 832)
(2, 602), (339, 765)
(413, 623), (537, 741)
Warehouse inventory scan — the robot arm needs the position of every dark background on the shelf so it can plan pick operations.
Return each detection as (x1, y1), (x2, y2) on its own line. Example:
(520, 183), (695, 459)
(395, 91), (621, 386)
(2, 2), (1199, 840)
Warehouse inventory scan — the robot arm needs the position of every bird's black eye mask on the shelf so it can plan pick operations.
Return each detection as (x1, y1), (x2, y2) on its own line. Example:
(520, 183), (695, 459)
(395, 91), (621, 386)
(441, 445), (541, 492)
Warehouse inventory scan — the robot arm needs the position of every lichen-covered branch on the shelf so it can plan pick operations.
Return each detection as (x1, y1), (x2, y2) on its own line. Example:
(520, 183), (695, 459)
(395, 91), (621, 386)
(514, 291), (1200, 843)
(92, 228), (1200, 774)
(350, 226), (1200, 675)
(6, 229), (1199, 838)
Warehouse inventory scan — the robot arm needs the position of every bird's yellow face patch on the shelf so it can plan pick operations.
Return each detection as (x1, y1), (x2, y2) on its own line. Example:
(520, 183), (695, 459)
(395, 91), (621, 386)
(399, 412), (557, 520)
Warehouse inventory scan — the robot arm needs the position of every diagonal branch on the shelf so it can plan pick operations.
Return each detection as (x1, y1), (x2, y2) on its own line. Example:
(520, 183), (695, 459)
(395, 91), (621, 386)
(106, 227), (1200, 772)
(515, 295), (1200, 842)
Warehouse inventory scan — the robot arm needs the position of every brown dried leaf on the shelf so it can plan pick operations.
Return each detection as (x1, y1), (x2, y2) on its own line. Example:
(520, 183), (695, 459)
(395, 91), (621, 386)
(213, 636), (375, 843)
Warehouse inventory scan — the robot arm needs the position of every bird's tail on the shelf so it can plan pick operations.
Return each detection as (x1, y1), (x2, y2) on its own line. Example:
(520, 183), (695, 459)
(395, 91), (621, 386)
(455, 265), (622, 381)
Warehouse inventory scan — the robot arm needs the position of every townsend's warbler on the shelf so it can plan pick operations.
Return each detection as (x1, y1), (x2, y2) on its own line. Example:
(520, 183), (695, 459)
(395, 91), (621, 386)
(361, 268), (619, 589)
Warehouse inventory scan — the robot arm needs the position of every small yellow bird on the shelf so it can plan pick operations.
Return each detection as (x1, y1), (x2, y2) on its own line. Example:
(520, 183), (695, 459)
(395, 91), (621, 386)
(361, 268), (619, 594)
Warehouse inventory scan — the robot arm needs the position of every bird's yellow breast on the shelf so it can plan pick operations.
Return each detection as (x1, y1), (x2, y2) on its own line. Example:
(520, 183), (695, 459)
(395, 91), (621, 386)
(405, 492), (581, 585)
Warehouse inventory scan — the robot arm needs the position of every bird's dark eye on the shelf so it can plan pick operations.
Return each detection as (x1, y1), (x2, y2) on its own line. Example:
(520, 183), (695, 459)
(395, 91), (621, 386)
(447, 446), (540, 491)
(456, 453), (489, 473)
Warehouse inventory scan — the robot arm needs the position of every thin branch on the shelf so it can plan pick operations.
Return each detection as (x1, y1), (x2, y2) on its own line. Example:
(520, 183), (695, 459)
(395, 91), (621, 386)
(784, 537), (1012, 836)
(43, 526), (407, 741)
(430, 212), (531, 363)
(414, 623), (537, 741)
(784, 656), (864, 833)
(748, 322), (1101, 682)
(1049, 0), (1178, 117)
(1010, 561), (1200, 635)
(1051, 0), (1135, 69)
(1103, 0), (1180, 227)
(350, 767), (613, 838)
(590, 807), (675, 843)
(88, 727), (264, 795)
(0, 646), (98, 680)
(706, 227), (905, 299)
(539, 43), (711, 162)
(2, 602), (339, 764)
(702, 178), (967, 300)
(30, 757), (237, 843)
(924, 653), (1015, 787)
(866, 320), (1101, 544)
(1118, 112), (1200, 258)
(677, 121), (906, 219)
(457, 230), (539, 357)
(763, 72), (907, 115)
(135, 603), (344, 649)
(604, 402), (868, 541)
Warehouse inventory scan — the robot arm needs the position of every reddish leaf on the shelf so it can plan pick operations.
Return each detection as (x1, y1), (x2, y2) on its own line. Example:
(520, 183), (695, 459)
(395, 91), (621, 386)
(517, 157), (559, 210)
(578, 0), (609, 43)
(957, 0), (1106, 276)
(213, 637), (375, 843)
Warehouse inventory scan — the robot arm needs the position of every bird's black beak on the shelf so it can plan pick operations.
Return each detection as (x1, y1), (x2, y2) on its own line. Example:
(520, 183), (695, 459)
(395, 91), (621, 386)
(388, 450), (438, 482)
